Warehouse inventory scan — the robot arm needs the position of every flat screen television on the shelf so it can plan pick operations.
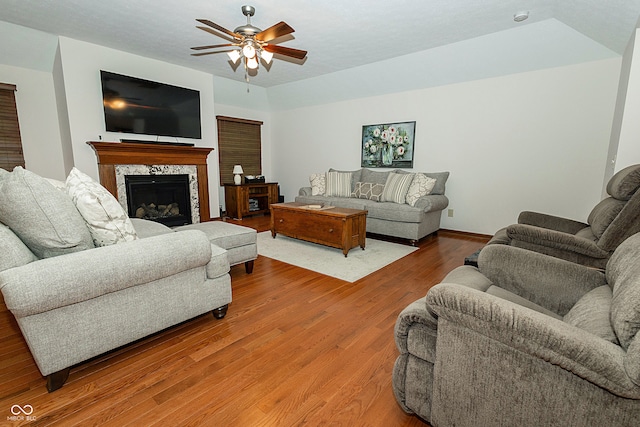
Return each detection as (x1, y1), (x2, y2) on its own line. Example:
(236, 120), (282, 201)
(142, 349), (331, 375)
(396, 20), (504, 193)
(100, 70), (202, 140)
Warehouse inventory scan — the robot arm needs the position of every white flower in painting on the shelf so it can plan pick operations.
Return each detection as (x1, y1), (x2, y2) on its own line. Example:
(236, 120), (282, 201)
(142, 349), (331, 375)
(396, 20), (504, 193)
(381, 130), (389, 141)
(389, 126), (397, 134)
(373, 128), (381, 137)
(369, 144), (378, 153)
(397, 146), (405, 156)
(389, 134), (397, 145)
(404, 135), (409, 142)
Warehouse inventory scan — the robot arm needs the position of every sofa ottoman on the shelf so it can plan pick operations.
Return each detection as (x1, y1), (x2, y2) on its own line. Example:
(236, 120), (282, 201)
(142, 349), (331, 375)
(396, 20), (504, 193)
(174, 221), (258, 273)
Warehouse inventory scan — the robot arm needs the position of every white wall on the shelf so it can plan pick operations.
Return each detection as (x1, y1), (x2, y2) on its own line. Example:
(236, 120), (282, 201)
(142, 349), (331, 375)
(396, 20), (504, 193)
(0, 64), (67, 180)
(271, 58), (621, 235)
(56, 37), (221, 217)
(614, 28), (640, 172)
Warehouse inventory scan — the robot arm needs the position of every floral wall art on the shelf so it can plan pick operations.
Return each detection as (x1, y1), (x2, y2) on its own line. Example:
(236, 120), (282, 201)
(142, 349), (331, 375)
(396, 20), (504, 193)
(361, 121), (415, 168)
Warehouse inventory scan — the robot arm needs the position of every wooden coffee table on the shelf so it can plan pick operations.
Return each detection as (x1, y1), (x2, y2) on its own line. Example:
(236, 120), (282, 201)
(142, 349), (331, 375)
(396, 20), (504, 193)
(270, 202), (367, 257)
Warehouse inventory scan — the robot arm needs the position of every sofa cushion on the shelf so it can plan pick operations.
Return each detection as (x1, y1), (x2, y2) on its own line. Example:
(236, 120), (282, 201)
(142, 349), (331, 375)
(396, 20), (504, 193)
(606, 164), (640, 201)
(0, 167), (95, 258)
(360, 168), (391, 185)
(587, 197), (626, 239)
(325, 171), (352, 197)
(405, 173), (437, 207)
(0, 223), (37, 271)
(382, 172), (414, 204)
(563, 286), (618, 344)
(395, 170), (449, 195)
(309, 173), (326, 195)
(66, 167), (138, 247)
(366, 201), (424, 223)
(352, 182), (385, 201)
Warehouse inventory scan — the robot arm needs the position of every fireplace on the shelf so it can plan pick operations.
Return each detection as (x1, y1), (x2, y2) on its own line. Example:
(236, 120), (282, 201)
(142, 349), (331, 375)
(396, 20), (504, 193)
(125, 174), (192, 226)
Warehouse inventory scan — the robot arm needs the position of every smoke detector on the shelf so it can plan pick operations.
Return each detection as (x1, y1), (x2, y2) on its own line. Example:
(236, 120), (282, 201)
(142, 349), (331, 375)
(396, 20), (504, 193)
(514, 11), (529, 22)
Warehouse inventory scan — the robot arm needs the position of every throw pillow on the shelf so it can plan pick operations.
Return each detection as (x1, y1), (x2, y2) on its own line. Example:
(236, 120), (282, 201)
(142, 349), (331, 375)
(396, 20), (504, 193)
(0, 166), (95, 258)
(309, 173), (326, 196)
(381, 172), (415, 204)
(352, 182), (385, 202)
(325, 171), (352, 197)
(66, 167), (138, 247)
(405, 173), (437, 207)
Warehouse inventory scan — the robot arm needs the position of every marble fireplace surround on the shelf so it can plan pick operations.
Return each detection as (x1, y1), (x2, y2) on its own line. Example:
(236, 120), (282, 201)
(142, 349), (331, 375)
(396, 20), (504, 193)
(87, 141), (214, 223)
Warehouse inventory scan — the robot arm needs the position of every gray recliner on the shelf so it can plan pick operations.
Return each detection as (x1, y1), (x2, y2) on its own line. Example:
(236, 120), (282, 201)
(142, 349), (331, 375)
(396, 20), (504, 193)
(393, 234), (640, 426)
(487, 163), (640, 269)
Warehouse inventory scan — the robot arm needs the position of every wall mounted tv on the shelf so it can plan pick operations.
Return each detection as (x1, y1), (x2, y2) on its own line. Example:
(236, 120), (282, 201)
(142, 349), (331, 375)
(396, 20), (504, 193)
(100, 70), (202, 140)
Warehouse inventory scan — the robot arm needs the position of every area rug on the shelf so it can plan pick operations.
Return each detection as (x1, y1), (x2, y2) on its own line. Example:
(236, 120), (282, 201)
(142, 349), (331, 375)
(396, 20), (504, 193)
(256, 231), (418, 282)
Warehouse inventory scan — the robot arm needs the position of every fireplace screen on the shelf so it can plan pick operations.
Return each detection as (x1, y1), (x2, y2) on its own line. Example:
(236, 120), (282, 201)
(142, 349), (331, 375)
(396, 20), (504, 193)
(125, 174), (192, 227)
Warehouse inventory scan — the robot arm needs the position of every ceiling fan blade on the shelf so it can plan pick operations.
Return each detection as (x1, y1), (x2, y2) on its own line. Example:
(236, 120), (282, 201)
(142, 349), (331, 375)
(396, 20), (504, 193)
(190, 50), (230, 57)
(263, 44), (307, 60)
(191, 44), (236, 51)
(196, 19), (240, 39)
(255, 21), (295, 42)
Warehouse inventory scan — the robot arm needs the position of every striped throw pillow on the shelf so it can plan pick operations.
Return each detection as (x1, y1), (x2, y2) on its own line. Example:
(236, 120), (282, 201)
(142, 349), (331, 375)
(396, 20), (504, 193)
(325, 171), (352, 197)
(381, 172), (415, 204)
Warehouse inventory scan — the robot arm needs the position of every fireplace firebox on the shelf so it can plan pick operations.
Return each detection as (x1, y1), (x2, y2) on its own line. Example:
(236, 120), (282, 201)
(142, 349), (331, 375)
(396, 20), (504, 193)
(125, 174), (192, 227)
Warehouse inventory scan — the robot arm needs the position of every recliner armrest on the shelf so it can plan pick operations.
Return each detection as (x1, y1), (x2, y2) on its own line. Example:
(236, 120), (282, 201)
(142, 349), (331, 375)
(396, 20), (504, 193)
(0, 230), (213, 317)
(427, 283), (640, 399)
(478, 245), (606, 315)
(506, 223), (609, 258)
(518, 211), (588, 234)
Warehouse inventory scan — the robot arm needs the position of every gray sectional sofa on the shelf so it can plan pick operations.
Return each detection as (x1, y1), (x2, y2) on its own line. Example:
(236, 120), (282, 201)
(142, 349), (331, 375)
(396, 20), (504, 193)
(296, 168), (450, 243)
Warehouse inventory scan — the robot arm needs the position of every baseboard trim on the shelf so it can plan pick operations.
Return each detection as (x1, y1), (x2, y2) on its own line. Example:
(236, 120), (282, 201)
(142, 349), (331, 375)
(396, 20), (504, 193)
(440, 229), (492, 240)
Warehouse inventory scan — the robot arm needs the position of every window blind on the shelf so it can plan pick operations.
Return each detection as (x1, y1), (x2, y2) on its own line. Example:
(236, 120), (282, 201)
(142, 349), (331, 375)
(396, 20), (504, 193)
(216, 115), (263, 185)
(0, 83), (24, 171)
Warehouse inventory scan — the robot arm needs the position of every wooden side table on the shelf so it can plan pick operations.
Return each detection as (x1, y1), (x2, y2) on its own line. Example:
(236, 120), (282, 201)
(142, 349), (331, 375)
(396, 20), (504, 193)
(224, 182), (278, 219)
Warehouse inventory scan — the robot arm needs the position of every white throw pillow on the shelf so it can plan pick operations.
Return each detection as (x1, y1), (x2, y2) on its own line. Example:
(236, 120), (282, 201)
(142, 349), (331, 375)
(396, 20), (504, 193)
(66, 167), (138, 246)
(381, 172), (415, 204)
(310, 173), (326, 195)
(325, 171), (352, 197)
(405, 173), (437, 206)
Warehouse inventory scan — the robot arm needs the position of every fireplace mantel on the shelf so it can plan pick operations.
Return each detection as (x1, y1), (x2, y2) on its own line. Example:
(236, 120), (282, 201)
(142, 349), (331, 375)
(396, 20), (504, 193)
(87, 141), (214, 221)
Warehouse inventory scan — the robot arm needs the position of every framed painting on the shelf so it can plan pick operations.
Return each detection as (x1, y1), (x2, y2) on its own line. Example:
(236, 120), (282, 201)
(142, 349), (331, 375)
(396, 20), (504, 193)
(361, 121), (415, 168)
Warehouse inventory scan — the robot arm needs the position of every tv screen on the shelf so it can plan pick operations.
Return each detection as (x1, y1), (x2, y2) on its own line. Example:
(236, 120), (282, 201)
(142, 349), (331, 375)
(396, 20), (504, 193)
(100, 70), (202, 139)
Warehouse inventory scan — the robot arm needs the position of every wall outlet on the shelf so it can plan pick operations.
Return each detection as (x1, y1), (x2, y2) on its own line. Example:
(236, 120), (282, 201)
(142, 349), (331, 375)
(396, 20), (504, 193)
(448, 209), (454, 217)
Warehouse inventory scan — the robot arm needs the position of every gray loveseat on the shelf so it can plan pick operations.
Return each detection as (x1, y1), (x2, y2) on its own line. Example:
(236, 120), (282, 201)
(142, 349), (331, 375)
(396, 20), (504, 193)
(393, 234), (640, 426)
(296, 168), (449, 243)
(0, 167), (231, 391)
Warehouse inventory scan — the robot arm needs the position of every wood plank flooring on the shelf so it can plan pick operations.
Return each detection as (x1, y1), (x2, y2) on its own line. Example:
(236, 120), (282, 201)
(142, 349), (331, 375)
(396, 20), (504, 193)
(0, 215), (489, 426)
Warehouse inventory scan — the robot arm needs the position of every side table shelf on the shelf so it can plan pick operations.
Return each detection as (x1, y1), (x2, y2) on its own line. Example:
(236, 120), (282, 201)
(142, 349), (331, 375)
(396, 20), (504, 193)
(224, 182), (278, 220)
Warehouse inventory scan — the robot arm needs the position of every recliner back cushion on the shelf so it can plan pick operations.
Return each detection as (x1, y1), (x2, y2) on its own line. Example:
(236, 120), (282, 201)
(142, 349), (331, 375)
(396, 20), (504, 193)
(587, 197), (626, 239)
(607, 233), (640, 350)
(563, 286), (618, 344)
(0, 167), (95, 258)
(606, 164), (640, 201)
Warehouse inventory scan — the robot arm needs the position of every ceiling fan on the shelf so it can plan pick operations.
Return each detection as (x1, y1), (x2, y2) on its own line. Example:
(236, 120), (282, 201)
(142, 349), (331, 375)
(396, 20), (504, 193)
(191, 5), (307, 79)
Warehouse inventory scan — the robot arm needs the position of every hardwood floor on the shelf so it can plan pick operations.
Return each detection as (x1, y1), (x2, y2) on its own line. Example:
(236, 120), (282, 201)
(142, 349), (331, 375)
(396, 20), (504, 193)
(0, 215), (489, 426)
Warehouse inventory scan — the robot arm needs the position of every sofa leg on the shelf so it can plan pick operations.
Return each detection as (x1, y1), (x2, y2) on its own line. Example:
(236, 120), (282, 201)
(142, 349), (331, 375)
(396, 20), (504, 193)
(244, 260), (254, 274)
(212, 304), (229, 319)
(46, 367), (70, 392)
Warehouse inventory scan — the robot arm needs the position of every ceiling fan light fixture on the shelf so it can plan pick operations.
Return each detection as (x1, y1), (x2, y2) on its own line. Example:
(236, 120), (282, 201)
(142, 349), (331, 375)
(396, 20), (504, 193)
(242, 42), (256, 59)
(227, 49), (241, 63)
(260, 49), (273, 64)
(246, 56), (259, 70)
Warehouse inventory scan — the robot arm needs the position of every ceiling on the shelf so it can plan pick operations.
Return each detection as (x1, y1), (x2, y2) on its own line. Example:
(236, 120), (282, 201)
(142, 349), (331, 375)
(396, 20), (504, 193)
(1, 0), (640, 88)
